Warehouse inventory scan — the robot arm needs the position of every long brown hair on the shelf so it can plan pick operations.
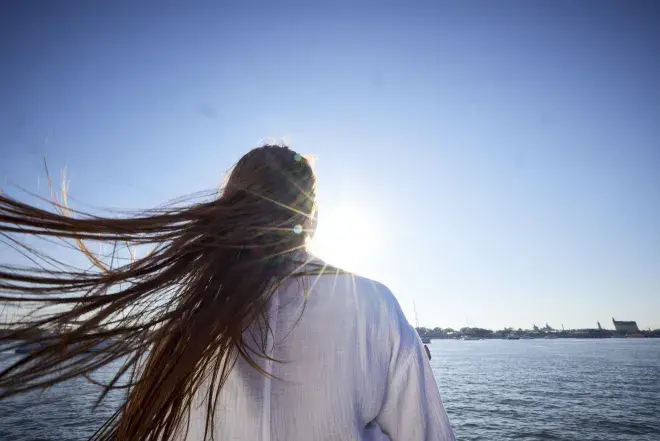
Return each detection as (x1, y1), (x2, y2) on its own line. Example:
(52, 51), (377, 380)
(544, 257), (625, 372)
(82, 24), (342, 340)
(0, 145), (322, 440)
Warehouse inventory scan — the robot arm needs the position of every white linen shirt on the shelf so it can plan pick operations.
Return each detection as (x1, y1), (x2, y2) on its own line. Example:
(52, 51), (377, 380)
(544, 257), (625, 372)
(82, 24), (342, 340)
(180, 258), (456, 441)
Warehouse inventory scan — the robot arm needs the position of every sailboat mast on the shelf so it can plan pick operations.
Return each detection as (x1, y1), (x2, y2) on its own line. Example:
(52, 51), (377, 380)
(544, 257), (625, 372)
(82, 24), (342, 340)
(413, 300), (419, 329)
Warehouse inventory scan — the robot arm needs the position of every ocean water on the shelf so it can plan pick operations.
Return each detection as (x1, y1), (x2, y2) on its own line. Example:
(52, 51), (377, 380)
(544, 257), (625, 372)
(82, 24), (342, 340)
(1, 339), (659, 440)
(431, 339), (660, 441)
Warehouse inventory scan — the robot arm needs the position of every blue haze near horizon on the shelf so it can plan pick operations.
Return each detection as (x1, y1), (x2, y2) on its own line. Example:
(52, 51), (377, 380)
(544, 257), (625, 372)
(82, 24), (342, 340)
(1, 1), (659, 330)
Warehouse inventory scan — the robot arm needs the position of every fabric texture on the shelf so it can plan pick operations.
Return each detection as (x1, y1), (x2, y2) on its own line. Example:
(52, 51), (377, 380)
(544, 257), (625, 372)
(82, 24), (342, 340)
(180, 257), (456, 441)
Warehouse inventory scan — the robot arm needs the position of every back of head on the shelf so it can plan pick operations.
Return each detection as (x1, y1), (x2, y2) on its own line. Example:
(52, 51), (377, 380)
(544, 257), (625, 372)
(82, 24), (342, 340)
(0, 144), (319, 441)
(223, 144), (317, 252)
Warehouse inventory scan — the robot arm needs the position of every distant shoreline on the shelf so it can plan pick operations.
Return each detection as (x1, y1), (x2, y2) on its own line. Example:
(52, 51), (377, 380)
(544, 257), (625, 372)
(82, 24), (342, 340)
(416, 327), (660, 341)
(2, 328), (659, 344)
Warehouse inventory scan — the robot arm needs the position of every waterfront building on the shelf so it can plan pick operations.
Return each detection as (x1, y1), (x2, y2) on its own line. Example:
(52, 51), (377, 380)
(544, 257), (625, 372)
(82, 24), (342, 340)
(612, 318), (639, 333)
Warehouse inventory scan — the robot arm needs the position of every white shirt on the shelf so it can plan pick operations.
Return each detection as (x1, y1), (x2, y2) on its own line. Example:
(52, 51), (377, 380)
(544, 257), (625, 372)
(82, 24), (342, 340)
(181, 257), (456, 441)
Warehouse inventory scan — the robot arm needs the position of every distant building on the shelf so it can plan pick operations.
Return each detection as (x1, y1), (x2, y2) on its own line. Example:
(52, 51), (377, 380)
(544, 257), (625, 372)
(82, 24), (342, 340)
(597, 321), (602, 331)
(612, 318), (639, 333)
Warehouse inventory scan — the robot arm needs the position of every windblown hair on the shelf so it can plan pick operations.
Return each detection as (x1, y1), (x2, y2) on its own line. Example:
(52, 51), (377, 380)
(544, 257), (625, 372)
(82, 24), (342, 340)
(0, 145), (323, 440)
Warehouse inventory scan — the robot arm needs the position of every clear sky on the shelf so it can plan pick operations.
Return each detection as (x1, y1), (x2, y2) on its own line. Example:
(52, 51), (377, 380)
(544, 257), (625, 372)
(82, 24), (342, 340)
(1, 1), (659, 330)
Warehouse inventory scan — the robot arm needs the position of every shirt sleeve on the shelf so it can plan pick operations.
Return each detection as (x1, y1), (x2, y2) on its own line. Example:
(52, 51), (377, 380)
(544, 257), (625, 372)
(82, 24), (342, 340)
(375, 329), (456, 441)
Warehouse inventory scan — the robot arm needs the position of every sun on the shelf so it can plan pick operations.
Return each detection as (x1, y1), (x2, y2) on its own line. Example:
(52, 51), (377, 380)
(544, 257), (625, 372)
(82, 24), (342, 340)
(308, 205), (378, 273)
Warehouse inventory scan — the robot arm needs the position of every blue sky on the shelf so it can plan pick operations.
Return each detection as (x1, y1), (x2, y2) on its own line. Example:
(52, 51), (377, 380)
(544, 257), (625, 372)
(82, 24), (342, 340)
(1, 1), (659, 330)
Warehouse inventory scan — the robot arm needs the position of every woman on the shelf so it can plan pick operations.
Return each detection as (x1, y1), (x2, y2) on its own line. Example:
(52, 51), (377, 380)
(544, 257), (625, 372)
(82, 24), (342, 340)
(0, 145), (455, 441)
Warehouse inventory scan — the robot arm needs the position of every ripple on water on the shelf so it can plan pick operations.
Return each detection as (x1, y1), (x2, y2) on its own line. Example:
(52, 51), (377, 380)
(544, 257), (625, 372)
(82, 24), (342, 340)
(432, 339), (660, 441)
(1, 340), (660, 441)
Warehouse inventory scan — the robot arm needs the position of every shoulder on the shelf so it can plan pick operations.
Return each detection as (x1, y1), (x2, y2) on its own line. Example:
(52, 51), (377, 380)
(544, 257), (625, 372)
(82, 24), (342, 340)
(304, 256), (403, 315)
(347, 273), (422, 376)
(304, 256), (419, 351)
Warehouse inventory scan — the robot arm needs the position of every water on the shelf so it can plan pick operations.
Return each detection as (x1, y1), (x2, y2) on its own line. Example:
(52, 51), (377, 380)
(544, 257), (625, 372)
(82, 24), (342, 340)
(1, 339), (659, 440)
(0, 356), (126, 441)
(431, 339), (660, 441)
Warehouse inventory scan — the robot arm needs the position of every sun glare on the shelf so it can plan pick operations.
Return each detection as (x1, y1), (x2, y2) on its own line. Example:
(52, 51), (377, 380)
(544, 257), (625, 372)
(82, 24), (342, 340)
(308, 206), (378, 273)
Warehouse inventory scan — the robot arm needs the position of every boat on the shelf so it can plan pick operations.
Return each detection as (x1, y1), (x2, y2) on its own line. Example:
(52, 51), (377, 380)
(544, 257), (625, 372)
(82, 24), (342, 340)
(413, 300), (431, 344)
(505, 335), (520, 340)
